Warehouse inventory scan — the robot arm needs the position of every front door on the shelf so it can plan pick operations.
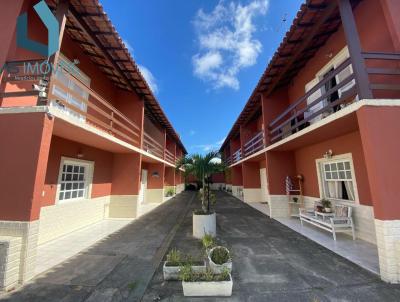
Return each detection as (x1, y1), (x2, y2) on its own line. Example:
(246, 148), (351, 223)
(139, 169), (148, 204)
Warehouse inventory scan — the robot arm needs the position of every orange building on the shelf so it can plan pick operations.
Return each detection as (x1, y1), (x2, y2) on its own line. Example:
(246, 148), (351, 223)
(0, 0), (185, 289)
(220, 0), (400, 283)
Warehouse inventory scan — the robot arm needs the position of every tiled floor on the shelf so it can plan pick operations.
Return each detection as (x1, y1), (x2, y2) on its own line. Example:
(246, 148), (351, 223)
(247, 201), (380, 275)
(35, 219), (133, 276)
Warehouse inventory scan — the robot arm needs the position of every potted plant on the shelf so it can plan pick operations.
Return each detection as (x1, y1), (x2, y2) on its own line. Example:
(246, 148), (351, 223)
(321, 199), (332, 213)
(163, 248), (206, 281)
(208, 246), (232, 274)
(165, 187), (175, 197)
(180, 265), (233, 297)
(176, 151), (225, 239)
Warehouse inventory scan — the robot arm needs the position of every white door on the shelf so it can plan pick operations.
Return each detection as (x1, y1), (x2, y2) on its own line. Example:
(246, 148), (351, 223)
(260, 168), (269, 202)
(138, 169), (147, 204)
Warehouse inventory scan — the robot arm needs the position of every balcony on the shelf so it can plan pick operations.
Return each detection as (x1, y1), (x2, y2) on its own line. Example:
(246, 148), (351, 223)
(243, 131), (265, 158)
(164, 149), (175, 164)
(268, 52), (400, 144)
(46, 62), (141, 148)
(232, 148), (242, 164)
(269, 57), (356, 144)
(143, 132), (164, 158)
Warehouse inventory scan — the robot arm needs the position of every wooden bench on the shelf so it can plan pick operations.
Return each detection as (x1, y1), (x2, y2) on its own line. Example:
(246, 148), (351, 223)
(299, 204), (355, 241)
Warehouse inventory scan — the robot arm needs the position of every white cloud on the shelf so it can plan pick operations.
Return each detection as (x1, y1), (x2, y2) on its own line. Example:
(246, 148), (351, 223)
(192, 0), (269, 90)
(123, 39), (134, 55)
(191, 137), (226, 152)
(138, 65), (159, 94)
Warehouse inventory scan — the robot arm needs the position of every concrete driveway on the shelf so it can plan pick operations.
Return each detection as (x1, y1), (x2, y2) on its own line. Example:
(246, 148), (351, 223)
(0, 191), (195, 302)
(142, 191), (400, 302)
(2, 191), (400, 301)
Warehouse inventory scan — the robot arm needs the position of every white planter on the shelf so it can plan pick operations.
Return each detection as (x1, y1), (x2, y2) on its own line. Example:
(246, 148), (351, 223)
(193, 212), (216, 239)
(182, 274), (233, 297)
(208, 246), (232, 274)
(163, 261), (207, 281)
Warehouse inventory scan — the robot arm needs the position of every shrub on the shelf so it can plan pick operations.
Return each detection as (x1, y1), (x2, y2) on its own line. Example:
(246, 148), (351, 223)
(166, 248), (181, 266)
(202, 234), (215, 250)
(180, 266), (230, 282)
(211, 247), (231, 265)
(165, 187), (175, 197)
(166, 249), (199, 267)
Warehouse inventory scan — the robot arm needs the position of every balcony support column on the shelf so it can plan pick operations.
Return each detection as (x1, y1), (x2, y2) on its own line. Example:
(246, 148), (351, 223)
(357, 106), (400, 283)
(337, 0), (373, 99)
(242, 162), (262, 203)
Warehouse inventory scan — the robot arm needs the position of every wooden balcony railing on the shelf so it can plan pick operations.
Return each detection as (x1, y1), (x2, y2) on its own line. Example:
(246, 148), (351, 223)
(165, 149), (175, 164)
(224, 155), (231, 166)
(48, 66), (141, 147)
(269, 57), (357, 143)
(363, 52), (400, 92)
(143, 132), (164, 158)
(232, 148), (242, 163)
(243, 131), (265, 157)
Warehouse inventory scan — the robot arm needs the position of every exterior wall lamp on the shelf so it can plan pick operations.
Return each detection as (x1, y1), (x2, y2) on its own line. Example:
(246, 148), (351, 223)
(323, 149), (333, 159)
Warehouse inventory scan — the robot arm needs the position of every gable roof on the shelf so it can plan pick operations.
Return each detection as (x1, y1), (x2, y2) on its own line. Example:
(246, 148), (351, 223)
(47, 0), (186, 153)
(220, 0), (361, 152)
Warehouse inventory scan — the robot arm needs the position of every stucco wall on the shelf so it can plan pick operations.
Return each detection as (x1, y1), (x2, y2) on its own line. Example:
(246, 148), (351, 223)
(42, 136), (114, 207)
(294, 130), (372, 206)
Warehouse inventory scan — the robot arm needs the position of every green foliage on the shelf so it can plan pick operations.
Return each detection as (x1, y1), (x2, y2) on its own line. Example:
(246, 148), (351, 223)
(179, 264), (194, 282)
(211, 247), (231, 265)
(127, 281), (137, 291)
(165, 187), (175, 197)
(166, 248), (196, 267)
(180, 266), (230, 282)
(321, 198), (332, 208)
(202, 234), (216, 250)
(176, 151), (225, 213)
(166, 248), (182, 266)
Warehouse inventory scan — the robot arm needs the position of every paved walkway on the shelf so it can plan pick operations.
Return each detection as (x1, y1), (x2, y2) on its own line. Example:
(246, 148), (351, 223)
(247, 201), (380, 275)
(2, 191), (400, 301)
(1, 192), (195, 302)
(142, 191), (400, 301)
(35, 219), (133, 276)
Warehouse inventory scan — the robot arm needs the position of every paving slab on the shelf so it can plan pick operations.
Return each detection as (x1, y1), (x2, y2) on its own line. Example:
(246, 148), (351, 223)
(142, 191), (400, 301)
(0, 192), (195, 302)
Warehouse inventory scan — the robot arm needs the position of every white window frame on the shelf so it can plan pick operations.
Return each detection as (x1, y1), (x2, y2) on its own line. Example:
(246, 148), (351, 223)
(315, 153), (360, 205)
(56, 157), (94, 204)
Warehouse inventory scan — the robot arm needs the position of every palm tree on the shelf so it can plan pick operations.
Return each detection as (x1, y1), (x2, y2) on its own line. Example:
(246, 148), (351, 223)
(176, 151), (225, 213)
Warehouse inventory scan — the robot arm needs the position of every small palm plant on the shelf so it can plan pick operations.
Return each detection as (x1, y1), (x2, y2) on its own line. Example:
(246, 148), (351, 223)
(176, 151), (225, 214)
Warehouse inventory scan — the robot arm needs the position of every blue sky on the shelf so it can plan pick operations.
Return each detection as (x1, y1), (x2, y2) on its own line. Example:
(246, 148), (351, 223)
(101, 0), (303, 154)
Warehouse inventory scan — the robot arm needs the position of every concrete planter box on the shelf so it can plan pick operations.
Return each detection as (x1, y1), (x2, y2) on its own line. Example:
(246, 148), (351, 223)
(193, 212), (216, 239)
(163, 261), (207, 281)
(208, 246), (232, 274)
(182, 274), (233, 297)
